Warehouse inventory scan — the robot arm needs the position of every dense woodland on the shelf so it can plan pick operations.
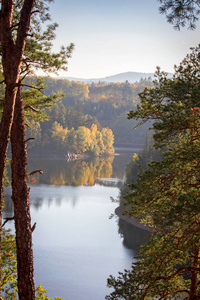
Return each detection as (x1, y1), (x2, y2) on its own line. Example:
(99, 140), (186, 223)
(26, 101), (115, 156)
(107, 46), (200, 299)
(23, 77), (153, 157)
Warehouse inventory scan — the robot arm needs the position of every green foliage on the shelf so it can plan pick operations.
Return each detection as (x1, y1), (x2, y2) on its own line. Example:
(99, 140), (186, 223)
(106, 231), (190, 299)
(108, 134), (200, 298)
(25, 94), (115, 156)
(158, 0), (200, 30)
(4, 159), (11, 188)
(38, 77), (154, 145)
(44, 77), (89, 103)
(0, 0), (74, 79)
(23, 77), (63, 121)
(83, 81), (147, 128)
(46, 102), (99, 130)
(1, 229), (17, 299)
(107, 45), (200, 298)
(110, 112), (151, 145)
(35, 285), (62, 300)
(21, 1), (74, 76)
(120, 135), (162, 199)
(0, 1), (74, 298)
(128, 45), (200, 149)
(1, 229), (63, 300)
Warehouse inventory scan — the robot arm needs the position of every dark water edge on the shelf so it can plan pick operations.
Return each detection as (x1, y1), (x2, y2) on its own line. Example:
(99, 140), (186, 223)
(115, 206), (153, 232)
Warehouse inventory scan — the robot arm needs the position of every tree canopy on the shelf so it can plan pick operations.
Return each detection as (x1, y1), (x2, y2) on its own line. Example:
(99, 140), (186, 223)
(107, 45), (200, 299)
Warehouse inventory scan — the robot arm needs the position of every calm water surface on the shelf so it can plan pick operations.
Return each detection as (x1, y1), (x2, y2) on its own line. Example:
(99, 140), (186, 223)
(4, 149), (148, 300)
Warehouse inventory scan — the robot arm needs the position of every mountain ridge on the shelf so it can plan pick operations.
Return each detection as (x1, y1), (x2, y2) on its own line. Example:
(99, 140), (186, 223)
(57, 71), (173, 84)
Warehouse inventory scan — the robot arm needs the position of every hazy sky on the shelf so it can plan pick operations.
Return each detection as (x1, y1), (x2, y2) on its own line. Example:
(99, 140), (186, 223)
(48, 0), (200, 78)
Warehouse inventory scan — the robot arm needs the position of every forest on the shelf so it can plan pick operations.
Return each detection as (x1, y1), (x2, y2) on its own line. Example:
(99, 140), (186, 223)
(41, 77), (153, 145)
(106, 47), (200, 299)
(23, 76), (153, 157)
(1, 0), (200, 300)
(26, 102), (115, 157)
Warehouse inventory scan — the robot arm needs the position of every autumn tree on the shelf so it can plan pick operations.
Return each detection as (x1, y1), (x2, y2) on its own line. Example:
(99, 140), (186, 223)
(106, 46), (200, 299)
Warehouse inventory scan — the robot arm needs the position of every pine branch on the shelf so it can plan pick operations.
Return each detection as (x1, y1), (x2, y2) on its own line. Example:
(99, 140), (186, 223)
(25, 137), (35, 143)
(2, 216), (15, 227)
(28, 169), (43, 176)
(31, 10), (40, 15)
(143, 266), (198, 298)
(22, 84), (43, 91)
(10, 23), (20, 30)
(20, 70), (31, 82)
(24, 104), (39, 113)
(31, 222), (36, 232)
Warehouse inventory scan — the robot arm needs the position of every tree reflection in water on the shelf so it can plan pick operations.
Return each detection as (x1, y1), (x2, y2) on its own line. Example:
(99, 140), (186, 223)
(118, 218), (150, 251)
(27, 156), (114, 186)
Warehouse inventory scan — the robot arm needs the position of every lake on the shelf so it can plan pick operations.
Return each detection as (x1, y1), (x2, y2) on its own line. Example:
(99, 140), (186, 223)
(3, 148), (149, 300)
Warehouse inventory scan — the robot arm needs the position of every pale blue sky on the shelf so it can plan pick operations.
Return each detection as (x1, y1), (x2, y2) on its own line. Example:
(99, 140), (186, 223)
(48, 0), (200, 78)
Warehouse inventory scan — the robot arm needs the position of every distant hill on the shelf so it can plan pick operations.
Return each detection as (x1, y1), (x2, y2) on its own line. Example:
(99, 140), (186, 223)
(59, 71), (173, 83)
(99, 72), (155, 83)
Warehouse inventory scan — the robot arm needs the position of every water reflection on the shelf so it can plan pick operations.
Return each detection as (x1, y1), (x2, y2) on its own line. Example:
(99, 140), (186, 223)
(4, 183), (119, 213)
(118, 218), (150, 251)
(2, 149), (153, 300)
(28, 156), (114, 186)
(27, 150), (136, 187)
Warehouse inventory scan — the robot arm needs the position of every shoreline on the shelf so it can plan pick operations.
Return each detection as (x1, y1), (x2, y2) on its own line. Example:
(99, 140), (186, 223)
(27, 152), (120, 160)
(66, 152), (120, 161)
(115, 205), (154, 232)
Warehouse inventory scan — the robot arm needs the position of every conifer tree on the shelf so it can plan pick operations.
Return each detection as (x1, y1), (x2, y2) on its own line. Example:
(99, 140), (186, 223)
(158, 0), (200, 29)
(0, 1), (74, 298)
(107, 46), (200, 299)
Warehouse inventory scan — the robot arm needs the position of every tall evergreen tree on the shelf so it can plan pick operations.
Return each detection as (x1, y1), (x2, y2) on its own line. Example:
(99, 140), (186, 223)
(107, 46), (200, 299)
(0, 1), (74, 298)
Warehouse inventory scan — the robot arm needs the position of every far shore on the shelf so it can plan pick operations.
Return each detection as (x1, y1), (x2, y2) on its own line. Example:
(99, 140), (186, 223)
(27, 151), (120, 160)
(66, 152), (120, 161)
(115, 205), (154, 232)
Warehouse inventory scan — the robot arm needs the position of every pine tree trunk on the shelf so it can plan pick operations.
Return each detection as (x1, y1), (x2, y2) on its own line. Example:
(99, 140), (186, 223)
(0, 85), (18, 295)
(11, 87), (35, 300)
(0, 0), (35, 295)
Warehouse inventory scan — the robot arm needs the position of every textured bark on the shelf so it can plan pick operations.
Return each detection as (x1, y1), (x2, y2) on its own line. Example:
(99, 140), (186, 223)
(0, 0), (19, 254)
(0, 0), (36, 296)
(0, 84), (18, 296)
(0, 0), (36, 215)
(0, 0), (36, 208)
(11, 87), (35, 300)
